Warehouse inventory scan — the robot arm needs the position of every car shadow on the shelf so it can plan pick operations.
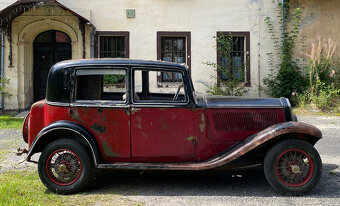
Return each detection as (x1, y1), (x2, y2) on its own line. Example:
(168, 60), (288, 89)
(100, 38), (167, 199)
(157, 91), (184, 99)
(82, 163), (340, 198)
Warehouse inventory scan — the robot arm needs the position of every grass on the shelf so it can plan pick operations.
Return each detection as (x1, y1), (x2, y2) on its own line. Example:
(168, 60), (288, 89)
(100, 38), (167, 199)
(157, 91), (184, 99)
(292, 107), (340, 116)
(0, 171), (143, 206)
(0, 116), (23, 129)
(0, 171), (66, 206)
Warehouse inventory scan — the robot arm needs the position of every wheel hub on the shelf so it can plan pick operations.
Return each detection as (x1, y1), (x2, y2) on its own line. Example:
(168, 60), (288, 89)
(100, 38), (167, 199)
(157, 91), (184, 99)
(58, 164), (68, 173)
(290, 165), (301, 174)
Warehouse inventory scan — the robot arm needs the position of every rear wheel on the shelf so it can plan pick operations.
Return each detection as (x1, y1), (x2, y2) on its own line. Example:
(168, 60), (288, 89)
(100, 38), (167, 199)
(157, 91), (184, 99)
(264, 139), (322, 195)
(38, 139), (93, 194)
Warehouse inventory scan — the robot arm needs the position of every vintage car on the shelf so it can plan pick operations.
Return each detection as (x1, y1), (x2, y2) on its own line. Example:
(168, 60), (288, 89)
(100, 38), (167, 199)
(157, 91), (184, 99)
(20, 59), (322, 195)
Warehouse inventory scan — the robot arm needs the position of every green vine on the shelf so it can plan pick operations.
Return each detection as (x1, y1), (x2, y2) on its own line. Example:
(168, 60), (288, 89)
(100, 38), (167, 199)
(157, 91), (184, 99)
(263, 0), (305, 103)
(203, 34), (248, 96)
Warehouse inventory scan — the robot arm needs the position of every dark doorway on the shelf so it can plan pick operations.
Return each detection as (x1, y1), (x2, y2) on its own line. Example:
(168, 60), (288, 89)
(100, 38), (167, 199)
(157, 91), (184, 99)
(33, 30), (72, 101)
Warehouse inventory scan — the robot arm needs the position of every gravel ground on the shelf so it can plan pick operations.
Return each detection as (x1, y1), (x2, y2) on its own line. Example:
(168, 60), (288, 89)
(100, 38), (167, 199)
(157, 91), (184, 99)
(0, 115), (339, 205)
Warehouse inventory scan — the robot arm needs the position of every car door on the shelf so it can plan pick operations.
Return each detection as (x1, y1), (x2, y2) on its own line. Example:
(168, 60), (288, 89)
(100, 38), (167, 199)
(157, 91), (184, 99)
(71, 68), (130, 162)
(130, 68), (196, 160)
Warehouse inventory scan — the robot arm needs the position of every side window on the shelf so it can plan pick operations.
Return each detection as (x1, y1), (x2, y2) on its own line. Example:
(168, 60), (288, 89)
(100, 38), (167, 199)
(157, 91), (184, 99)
(75, 69), (126, 102)
(133, 69), (187, 103)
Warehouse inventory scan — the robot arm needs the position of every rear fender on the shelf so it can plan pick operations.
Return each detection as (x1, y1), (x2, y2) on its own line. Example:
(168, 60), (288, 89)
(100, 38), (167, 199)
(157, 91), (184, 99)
(26, 121), (100, 166)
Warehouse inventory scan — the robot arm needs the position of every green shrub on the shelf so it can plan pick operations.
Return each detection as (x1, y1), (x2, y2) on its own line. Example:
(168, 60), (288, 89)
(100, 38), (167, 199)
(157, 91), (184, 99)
(263, 2), (305, 103)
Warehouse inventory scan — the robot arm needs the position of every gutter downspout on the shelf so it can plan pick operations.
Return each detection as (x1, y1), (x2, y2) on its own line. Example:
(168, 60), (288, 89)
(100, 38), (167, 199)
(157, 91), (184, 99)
(1, 31), (4, 111)
(89, 23), (96, 58)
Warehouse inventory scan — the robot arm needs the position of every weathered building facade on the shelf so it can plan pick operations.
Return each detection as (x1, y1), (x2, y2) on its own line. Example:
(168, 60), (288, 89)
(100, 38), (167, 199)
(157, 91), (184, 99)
(0, 0), (336, 111)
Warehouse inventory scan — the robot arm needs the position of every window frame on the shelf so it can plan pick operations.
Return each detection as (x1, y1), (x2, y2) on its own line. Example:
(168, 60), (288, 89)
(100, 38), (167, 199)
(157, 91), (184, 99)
(131, 67), (189, 106)
(71, 67), (129, 107)
(216, 31), (250, 87)
(157, 32), (191, 84)
(94, 31), (130, 58)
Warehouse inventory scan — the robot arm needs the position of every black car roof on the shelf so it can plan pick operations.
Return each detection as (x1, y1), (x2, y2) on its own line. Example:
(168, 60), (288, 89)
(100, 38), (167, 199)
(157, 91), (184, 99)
(46, 59), (188, 103)
(52, 58), (188, 70)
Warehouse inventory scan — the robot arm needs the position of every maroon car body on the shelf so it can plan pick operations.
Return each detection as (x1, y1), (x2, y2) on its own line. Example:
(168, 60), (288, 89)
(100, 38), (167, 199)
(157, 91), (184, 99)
(21, 59), (322, 195)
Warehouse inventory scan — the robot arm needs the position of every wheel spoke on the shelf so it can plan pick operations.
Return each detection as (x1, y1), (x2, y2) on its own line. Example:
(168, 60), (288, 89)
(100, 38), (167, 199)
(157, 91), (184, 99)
(275, 148), (314, 187)
(46, 149), (82, 186)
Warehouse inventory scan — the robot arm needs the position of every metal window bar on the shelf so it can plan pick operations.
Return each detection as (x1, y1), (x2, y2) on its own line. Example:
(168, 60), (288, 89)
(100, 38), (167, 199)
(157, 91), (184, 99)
(160, 37), (186, 82)
(220, 36), (245, 81)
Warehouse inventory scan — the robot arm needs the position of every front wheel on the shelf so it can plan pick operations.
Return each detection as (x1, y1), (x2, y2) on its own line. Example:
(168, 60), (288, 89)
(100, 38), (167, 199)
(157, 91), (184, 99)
(264, 139), (322, 195)
(38, 139), (93, 194)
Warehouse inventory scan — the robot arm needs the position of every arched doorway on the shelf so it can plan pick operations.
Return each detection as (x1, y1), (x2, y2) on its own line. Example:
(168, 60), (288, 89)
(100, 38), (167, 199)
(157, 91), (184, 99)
(33, 30), (72, 101)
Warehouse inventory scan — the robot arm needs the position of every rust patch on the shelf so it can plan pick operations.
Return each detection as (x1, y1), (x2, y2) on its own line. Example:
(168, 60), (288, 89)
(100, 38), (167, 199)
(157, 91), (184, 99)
(98, 107), (103, 113)
(102, 141), (119, 157)
(186, 136), (197, 141)
(199, 113), (206, 133)
(141, 131), (149, 139)
(91, 123), (106, 134)
(159, 117), (169, 130)
(32, 100), (45, 108)
(70, 109), (85, 123)
(186, 136), (197, 146)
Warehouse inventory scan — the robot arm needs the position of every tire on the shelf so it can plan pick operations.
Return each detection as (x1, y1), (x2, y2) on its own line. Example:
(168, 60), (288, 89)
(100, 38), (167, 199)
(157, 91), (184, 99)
(38, 139), (93, 194)
(264, 139), (322, 195)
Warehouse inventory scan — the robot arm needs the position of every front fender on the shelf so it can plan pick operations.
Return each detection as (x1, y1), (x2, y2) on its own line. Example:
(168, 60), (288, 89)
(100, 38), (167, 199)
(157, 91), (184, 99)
(26, 121), (100, 166)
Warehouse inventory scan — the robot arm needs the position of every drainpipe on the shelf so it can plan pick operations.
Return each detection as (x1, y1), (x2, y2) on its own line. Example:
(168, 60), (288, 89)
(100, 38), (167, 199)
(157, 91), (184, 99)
(1, 31), (4, 111)
(89, 23), (96, 58)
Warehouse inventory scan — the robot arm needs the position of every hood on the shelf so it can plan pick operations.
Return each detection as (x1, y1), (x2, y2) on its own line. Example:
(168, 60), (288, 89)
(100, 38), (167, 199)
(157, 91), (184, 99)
(195, 94), (287, 108)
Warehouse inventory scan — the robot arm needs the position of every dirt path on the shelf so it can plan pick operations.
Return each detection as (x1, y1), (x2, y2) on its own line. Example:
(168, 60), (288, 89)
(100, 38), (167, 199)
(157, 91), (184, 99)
(0, 115), (339, 205)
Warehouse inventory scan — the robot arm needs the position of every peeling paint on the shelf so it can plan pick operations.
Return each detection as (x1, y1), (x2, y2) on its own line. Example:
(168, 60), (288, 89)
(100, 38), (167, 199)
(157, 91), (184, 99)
(159, 117), (169, 130)
(98, 107), (103, 113)
(137, 123), (142, 129)
(91, 123), (106, 133)
(102, 141), (119, 157)
(199, 113), (206, 133)
(186, 136), (197, 141)
(125, 108), (130, 115)
(70, 109), (85, 123)
(186, 136), (197, 147)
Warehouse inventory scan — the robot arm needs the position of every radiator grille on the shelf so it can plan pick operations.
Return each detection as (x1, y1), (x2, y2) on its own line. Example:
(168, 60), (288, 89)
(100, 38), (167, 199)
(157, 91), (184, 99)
(212, 111), (279, 131)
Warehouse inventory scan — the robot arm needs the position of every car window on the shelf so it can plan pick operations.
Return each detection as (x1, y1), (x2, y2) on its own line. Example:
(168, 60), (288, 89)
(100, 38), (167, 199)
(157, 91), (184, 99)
(75, 69), (126, 102)
(133, 69), (186, 103)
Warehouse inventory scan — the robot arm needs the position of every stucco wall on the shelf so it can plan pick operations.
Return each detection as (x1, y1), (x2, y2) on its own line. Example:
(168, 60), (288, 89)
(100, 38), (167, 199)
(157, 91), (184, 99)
(290, 0), (340, 61)
(0, 0), (282, 110)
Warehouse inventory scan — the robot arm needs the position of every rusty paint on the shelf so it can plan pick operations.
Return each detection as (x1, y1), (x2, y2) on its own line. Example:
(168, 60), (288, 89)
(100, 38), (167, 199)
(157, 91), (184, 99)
(199, 113), (206, 133)
(186, 136), (197, 141)
(98, 107), (103, 113)
(102, 141), (119, 157)
(31, 100), (45, 108)
(131, 109), (137, 115)
(186, 136), (197, 147)
(70, 109), (84, 123)
(159, 117), (169, 130)
(91, 123), (106, 134)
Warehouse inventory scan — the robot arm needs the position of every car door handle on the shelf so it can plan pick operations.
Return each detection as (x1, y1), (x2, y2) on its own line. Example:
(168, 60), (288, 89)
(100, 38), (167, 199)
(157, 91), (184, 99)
(131, 108), (141, 114)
